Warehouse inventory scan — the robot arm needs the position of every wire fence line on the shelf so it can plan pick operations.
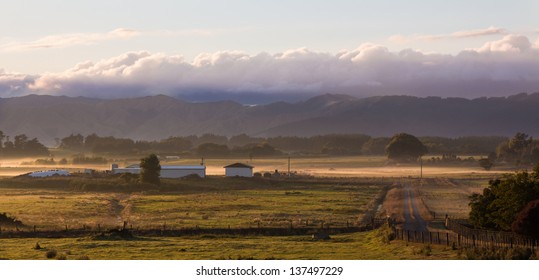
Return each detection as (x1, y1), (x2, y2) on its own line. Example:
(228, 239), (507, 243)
(0, 218), (388, 238)
(392, 217), (539, 250)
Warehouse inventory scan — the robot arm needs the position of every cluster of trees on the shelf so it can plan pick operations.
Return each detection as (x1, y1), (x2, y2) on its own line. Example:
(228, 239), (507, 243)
(469, 163), (539, 238)
(496, 133), (539, 166)
(472, 133), (539, 170)
(0, 131), (49, 157)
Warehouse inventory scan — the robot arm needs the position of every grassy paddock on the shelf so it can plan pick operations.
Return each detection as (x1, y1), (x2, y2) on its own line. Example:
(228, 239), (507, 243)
(0, 228), (459, 260)
(416, 177), (492, 219)
(0, 176), (386, 230)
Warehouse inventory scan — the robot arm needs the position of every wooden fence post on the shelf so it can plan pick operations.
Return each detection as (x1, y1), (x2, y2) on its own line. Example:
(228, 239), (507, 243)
(510, 237), (513, 249)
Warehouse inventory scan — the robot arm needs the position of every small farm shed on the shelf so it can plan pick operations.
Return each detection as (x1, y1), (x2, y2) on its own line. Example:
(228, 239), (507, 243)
(111, 164), (206, 178)
(224, 163), (254, 177)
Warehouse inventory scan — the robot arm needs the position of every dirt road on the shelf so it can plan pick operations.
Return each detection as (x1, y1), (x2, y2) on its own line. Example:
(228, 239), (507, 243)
(402, 184), (428, 232)
(380, 181), (431, 232)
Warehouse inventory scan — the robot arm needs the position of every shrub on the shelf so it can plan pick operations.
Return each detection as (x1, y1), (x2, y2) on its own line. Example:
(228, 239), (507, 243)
(512, 199), (539, 238)
(376, 224), (395, 244)
(45, 250), (57, 259)
(478, 158), (494, 170)
(0, 212), (24, 227)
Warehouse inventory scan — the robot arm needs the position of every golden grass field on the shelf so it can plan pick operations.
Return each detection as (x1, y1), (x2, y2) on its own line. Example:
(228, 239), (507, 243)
(0, 181), (381, 230)
(0, 155), (507, 260)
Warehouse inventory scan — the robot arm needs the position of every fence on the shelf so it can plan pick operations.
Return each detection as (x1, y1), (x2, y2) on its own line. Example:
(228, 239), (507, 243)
(445, 218), (538, 249)
(0, 218), (388, 239)
(393, 218), (539, 250)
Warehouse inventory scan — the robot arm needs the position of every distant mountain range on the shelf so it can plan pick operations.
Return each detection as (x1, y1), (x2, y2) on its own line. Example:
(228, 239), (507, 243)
(1, 93), (538, 146)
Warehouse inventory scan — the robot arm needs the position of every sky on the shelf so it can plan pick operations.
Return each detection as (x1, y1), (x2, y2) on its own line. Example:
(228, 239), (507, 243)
(1, 0), (539, 103)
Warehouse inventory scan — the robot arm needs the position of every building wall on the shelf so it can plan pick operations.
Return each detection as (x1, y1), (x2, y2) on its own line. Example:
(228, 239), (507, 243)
(225, 167), (253, 177)
(112, 167), (206, 178)
(161, 168), (205, 178)
(112, 168), (141, 175)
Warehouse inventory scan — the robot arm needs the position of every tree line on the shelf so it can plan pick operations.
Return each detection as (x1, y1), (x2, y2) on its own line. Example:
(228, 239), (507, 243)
(55, 133), (513, 157)
(0, 131), (49, 157)
(1, 129), (538, 162)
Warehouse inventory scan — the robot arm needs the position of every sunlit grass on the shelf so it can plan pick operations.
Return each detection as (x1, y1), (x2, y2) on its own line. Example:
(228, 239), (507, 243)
(0, 178), (382, 230)
(0, 228), (460, 260)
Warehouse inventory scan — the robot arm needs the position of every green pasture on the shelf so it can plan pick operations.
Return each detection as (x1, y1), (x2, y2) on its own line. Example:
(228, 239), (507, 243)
(0, 228), (459, 260)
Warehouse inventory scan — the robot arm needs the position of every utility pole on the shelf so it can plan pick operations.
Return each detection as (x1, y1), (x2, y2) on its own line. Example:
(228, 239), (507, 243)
(420, 156), (423, 182)
(288, 156), (291, 177)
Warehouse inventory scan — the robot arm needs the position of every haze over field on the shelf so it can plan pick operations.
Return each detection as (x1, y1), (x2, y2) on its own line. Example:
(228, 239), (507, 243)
(0, 1), (538, 103)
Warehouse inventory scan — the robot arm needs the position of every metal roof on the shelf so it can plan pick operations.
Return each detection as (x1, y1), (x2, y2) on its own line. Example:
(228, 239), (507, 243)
(224, 163), (254, 169)
(161, 165), (206, 170)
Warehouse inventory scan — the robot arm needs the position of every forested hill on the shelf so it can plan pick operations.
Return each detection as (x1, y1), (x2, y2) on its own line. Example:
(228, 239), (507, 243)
(0, 93), (538, 145)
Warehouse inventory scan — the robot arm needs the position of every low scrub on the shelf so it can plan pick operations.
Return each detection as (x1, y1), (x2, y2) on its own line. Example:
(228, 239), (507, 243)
(45, 249), (57, 259)
(460, 247), (537, 260)
(0, 212), (24, 228)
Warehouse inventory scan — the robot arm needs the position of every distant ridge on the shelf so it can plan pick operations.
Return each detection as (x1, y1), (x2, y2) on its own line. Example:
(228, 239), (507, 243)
(1, 93), (538, 145)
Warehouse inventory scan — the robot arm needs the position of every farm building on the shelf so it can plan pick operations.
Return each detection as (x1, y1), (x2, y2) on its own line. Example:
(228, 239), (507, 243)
(111, 164), (206, 178)
(28, 170), (70, 178)
(224, 163), (254, 177)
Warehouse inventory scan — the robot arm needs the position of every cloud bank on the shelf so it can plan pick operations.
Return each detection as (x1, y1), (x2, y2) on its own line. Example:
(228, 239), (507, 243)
(1, 34), (539, 102)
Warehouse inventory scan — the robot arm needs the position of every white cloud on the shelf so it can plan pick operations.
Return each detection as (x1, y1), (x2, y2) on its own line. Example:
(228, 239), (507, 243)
(0, 28), (140, 51)
(391, 26), (507, 43)
(451, 26), (506, 38)
(475, 34), (532, 53)
(2, 35), (539, 100)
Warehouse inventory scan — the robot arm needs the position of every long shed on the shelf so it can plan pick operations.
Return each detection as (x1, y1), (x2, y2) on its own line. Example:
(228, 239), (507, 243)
(111, 164), (206, 178)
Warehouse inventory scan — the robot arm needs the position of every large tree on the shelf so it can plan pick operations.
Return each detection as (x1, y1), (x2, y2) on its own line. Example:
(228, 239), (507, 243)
(385, 133), (428, 162)
(140, 154), (161, 185)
